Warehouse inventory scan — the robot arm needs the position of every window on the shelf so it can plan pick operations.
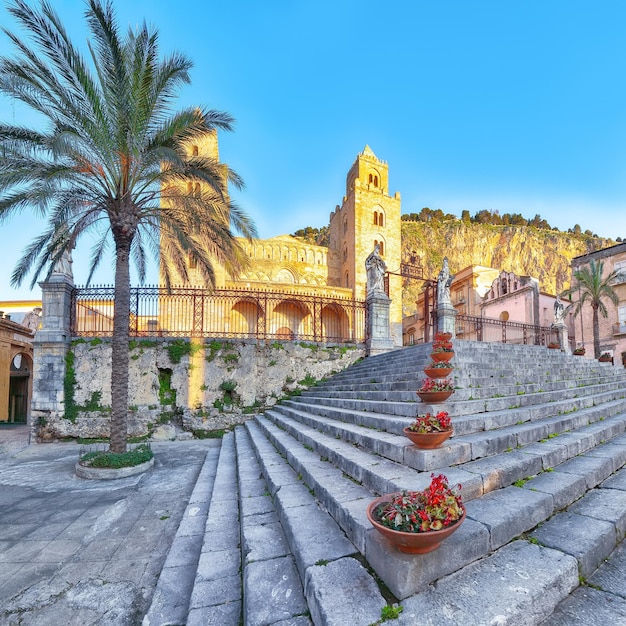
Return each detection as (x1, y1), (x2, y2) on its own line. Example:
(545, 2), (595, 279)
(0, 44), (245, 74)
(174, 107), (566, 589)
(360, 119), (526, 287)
(343, 219), (348, 235)
(500, 311), (509, 321)
(187, 182), (193, 194)
(194, 183), (201, 196)
(374, 175), (378, 187)
(192, 145), (199, 157)
(345, 272), (350, 287)
(189, 254), (197, 269)
(374, 212), (378, 226)
(374, 240), (384, 255)
(379, 212), (384, 227)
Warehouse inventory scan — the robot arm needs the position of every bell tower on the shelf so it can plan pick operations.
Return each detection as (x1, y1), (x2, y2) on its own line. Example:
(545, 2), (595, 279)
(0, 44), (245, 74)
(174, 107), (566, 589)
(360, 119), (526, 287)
(328, 145), (402, 344)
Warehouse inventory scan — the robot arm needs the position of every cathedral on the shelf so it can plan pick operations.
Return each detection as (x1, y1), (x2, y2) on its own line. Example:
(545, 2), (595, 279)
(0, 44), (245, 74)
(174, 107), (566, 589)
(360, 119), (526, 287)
(164, 135), (404, 344)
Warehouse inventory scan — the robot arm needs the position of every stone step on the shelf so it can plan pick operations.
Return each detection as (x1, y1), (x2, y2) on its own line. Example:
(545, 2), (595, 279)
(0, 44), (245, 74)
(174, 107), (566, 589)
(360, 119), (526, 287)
(186, 433), (242, 626)
(249, 411), (626, 602)
(144, 444), (221, 626)
(271, 399), (626, 472)
(242, 421), (387, 626)
(233, 428), (310, 625)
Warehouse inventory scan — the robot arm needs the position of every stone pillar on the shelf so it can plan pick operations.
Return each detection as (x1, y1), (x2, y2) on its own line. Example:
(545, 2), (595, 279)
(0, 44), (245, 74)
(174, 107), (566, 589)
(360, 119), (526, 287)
(366, 292), (394, 356)
(31, 274), (73, 440)
(437, 304), (457, 338)
(553, 322), (570, 355)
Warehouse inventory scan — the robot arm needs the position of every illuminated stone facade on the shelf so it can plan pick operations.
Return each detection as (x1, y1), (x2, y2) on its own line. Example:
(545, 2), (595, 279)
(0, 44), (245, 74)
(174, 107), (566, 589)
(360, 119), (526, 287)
(163, 139), (404, 344)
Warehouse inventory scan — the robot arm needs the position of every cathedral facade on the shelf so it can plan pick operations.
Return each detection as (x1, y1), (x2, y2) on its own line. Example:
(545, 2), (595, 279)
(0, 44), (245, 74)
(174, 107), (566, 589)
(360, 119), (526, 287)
(162, 137), (404, 344)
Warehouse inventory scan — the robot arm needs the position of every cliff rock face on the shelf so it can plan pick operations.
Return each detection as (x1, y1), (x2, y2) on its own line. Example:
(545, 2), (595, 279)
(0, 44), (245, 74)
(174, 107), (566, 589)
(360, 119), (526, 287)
(401, 221), (613, 314)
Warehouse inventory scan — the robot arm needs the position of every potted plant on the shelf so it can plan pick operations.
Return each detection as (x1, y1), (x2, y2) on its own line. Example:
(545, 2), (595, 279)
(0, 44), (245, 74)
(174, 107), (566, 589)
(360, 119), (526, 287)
(599, 352), (613, 363)
(366, 473), (465, 554)
(573, 346), (585, 356)
(416, 378), (455, 404)
(423, 360), (454, 379)
(547, 342), (560, 350)
(403, 411), (452, 448)
(430, 334), (454, 363)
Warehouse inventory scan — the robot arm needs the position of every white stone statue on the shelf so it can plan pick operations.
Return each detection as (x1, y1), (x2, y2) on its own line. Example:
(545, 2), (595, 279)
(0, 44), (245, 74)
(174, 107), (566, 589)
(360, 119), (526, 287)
(365, 244), (387, 294)
(553, 295), (566, 325)
(51, 247), (73, 279)
(437, 257), (454, 307)
(22, 307), (42, 332)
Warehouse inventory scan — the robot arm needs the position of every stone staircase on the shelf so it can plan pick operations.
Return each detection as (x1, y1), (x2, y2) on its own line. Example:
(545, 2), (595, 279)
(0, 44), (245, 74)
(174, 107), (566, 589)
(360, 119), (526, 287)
(147, 340), (626, 625)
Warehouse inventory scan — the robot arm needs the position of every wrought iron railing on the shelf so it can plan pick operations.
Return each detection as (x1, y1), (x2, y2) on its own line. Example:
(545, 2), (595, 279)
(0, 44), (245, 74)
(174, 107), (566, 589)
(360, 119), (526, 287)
(454, 314), (566, 346)
(71, 285), (367, 343)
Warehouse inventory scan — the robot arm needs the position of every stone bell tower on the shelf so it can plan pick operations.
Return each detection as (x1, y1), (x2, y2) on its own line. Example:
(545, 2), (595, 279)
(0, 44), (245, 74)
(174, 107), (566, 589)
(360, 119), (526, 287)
(328, 145), (402, 344)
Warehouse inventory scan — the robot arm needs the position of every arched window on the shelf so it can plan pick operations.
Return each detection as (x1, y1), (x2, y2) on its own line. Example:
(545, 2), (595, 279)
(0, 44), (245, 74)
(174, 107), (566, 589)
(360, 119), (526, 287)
(374, 175), (378, 187)
(379, 212), (384, 227)
(345, 272), (350, 287)
(187, 182), (193, 194)
(194, 183), (201, 197)
(373, 211), (378, 226)
(374, 240), (384, 256)
(343, 219), (348, 235)
(192, 145), (199, 157)
(369, 173), (373, 184)
(188, 254), (197, 269)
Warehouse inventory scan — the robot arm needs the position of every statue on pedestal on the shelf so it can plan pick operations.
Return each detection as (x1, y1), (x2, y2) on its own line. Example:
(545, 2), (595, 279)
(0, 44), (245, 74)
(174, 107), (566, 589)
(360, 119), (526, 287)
(437, 257), (454, 307)
(365, 244), (387, 295)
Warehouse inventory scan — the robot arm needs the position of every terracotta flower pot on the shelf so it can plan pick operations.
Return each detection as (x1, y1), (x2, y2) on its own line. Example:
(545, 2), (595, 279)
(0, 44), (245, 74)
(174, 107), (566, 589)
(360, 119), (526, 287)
(430, 351), (454, 363)
(403, 427), (453, 449)
(416, 390), (453, 404)
(423, 367), (453, 379)
(366, 496), (465, 554)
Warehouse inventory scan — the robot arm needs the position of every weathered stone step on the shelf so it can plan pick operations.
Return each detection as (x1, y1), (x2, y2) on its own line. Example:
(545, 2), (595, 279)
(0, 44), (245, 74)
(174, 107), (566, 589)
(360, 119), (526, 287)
(394, 541), (578, 625)
(242, 421), (387, 626)
(144, 444), (221, 626)
(186, 432), (242, 626)
(292, 383), (626, 419)
(251, 411), (626, 602)
(233, 428), (310, 625)
(273, 399), (626, 472)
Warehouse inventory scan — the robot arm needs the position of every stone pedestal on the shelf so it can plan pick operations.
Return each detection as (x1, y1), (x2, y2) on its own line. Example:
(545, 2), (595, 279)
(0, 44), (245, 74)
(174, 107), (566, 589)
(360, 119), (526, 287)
(553, 322), (570, 355)
(31, 276), (73, 440)
(437, 304), (457, 338)
(366, 291), (394, 356)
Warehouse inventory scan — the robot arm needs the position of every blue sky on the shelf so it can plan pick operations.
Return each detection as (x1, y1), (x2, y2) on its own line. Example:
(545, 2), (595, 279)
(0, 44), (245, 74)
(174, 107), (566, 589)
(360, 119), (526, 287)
(1, 0), (625, 299)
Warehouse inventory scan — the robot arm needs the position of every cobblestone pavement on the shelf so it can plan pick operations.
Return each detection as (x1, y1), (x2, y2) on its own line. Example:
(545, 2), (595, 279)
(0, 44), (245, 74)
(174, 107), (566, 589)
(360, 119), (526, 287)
(0, 437), (220, 625)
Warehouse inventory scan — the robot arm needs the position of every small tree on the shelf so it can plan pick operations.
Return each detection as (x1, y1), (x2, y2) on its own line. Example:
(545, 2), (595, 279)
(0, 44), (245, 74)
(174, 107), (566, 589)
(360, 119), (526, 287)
(563, 259), (620, 359)
(0, 0), (256, 452)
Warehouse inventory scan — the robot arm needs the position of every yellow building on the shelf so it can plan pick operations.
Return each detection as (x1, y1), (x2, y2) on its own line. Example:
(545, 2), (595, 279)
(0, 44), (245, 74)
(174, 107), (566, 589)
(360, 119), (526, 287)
(163, 139), (404, 344)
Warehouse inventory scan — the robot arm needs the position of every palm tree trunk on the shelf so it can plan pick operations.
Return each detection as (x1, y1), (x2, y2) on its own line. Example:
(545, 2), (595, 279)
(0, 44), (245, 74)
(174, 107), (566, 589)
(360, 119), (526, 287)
(592, 304), (600, 359)
(110, 238), (132, 453)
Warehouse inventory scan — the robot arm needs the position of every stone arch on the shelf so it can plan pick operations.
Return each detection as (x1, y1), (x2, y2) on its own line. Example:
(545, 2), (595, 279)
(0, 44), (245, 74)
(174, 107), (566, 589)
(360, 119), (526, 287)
(321, 303), (350, 342)
(271, 299), (312, 339)
(231, 298), (264, 337)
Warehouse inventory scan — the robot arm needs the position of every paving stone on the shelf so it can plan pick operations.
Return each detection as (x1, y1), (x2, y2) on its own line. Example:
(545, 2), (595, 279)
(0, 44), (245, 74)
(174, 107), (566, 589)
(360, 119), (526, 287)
(522, 471), (587, 511)
(568, 487), (626, 538)
(543, 586), (626, 625)
(304, 557), (385, 626)
(554, 454), (615, 489)
(186, 600), (241, 626)
(189, 574), (241, 609)
(398, 541), (578, 626)
(244, 556), (307, 626)
(587, 541), (626, 599)
(530, 511), (617, 578)
(465, 486), (553, 549)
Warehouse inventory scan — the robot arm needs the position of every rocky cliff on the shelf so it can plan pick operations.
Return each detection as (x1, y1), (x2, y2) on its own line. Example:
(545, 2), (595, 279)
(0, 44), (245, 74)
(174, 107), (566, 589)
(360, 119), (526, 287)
(401, 220), (614, 313)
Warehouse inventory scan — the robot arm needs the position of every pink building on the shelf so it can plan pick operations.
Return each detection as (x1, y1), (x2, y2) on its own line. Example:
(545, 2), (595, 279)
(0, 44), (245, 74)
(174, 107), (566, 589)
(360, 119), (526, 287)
(570, 243), (626, 365)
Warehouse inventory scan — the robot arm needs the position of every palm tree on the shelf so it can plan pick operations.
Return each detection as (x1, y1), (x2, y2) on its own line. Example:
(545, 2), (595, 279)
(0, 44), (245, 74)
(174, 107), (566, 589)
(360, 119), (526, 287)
(0, 0), (256, 452)
(563, 259), (620, 359)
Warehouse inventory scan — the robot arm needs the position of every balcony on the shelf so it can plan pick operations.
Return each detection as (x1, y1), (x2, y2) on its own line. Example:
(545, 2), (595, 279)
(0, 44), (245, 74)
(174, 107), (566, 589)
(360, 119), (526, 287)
(614, 323), (626, 336)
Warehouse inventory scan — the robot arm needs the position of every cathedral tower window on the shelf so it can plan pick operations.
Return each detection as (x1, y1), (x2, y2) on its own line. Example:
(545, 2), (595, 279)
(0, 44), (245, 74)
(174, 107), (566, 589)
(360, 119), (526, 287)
(187, 182), (193, 194)
(188, 254), (197, 269)
(192, 145), (199, 157)
(345, 272), (350, 287)
(374, 240), (384, 256)
(194, 183), (201, 196)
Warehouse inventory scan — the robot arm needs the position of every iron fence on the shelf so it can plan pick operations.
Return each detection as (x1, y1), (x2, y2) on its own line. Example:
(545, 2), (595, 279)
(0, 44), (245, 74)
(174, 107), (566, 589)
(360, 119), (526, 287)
(71, 285), (367, 344)
(453, 314), (570, 346)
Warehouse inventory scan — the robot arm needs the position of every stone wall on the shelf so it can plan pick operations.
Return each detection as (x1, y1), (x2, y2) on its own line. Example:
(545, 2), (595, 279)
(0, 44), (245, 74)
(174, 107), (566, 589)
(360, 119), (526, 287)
(38, 339), (364, 440)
